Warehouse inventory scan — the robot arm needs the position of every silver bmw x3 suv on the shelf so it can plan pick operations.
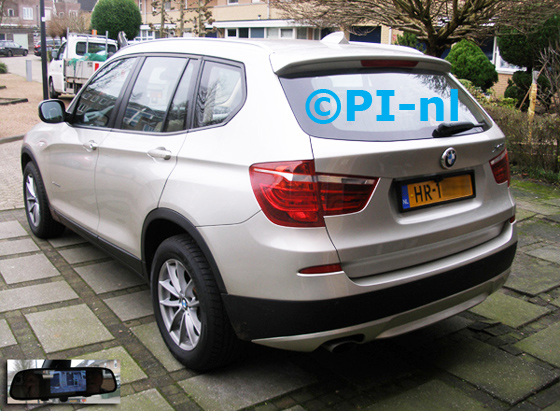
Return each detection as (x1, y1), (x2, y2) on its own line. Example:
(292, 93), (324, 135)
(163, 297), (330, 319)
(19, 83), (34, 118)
(22, 33), (517, 370)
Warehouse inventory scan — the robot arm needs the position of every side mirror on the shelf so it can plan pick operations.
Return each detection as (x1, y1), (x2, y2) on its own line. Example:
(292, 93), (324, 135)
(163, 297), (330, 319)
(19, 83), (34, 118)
(52, 49), (58, 60)
(10, 367), (117, 401)
(39, 100), (66, 123)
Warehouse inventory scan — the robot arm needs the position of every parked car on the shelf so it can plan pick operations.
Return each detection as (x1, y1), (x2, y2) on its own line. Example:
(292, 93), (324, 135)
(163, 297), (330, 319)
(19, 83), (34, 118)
(0, 40), (28, 57)
(34, 39), (61, 56)
(21, 33), (517, 371)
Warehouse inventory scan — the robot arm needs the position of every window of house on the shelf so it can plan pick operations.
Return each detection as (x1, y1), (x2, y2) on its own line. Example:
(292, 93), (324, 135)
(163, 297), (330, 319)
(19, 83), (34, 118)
(74, 58), (138, 128)
(59, 12), (64, 18)
(7, 9), (15, 17)
(226, 28), (237, 38)
(70, 10), (78, 16)
(164, 2), (171, 11)
(492, 38), (521, 73)
(296, 28), (307, 39)
(23, 7), (33, 20)
(121, 57), (187, 133)
(194, 62), (244, 128)
(138, 0), (142, 12)
(227, 0), (239, 4)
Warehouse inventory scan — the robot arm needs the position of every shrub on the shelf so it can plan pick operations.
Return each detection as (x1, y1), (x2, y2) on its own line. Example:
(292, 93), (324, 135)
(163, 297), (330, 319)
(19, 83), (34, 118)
(484, 105), (560, 181)
(458, 79), (488, 104)
(504, 70), (551, 111)
(91, 0), (141, 40)
(446, 39), (498, 91)
(395, 31), (426, 53)
(0, 62), (7, 74)
(497, 14), (560, 71)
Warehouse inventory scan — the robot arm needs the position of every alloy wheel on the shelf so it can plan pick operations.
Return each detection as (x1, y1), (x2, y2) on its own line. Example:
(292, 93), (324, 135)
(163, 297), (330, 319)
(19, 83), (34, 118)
(25, 174), (40, 227)
(158, 259), (202, 351)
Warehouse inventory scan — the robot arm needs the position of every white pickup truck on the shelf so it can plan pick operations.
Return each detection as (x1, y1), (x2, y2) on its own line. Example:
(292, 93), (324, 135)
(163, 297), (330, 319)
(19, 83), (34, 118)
(49, 34), (118, 98)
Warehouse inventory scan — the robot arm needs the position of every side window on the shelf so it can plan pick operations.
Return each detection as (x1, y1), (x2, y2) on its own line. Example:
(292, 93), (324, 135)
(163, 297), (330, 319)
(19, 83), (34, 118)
(56, 43), (66, 60)
(121, 57), (187, 133)
(194, 61), (244, 128)
(73, 58), (137, 128)
(87, 42), (117, 55)
(76, 42), (86, 55)
(165, 62), (196, 132)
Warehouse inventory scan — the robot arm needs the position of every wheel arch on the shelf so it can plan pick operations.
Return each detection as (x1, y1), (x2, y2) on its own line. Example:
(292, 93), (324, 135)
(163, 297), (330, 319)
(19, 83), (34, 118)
(142, 208), (227, 294)
(21, 148), (34, 171)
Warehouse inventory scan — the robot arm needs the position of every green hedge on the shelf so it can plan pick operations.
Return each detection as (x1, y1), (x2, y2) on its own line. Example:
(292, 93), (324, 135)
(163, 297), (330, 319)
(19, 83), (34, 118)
(0, 62), (7, 74)
(484, 105), (560, 183)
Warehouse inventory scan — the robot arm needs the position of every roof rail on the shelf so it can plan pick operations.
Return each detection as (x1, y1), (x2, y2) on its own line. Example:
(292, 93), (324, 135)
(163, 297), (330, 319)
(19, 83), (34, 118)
(66, 31), (110, 40)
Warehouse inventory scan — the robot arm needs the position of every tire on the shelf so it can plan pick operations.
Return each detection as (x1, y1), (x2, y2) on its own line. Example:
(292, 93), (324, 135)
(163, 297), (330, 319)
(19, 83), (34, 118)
(151, 234), (241, 371)
(23, 162), (65, 239)
(49, 78), (60, 99)
(7, 50), (12, 57)
(23, 50), (28, 56)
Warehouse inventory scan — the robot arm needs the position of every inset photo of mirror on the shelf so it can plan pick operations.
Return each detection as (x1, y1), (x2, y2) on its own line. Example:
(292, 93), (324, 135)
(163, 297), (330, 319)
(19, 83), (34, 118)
(7, 359), (121, 405)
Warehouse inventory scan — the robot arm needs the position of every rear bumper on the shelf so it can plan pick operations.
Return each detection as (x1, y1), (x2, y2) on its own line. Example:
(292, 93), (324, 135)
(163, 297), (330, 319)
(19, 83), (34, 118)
(222, 242), (516, 350)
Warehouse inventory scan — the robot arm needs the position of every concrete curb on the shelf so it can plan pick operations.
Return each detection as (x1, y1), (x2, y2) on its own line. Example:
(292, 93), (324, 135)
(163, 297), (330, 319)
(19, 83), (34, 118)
(0, 135), (24, 144)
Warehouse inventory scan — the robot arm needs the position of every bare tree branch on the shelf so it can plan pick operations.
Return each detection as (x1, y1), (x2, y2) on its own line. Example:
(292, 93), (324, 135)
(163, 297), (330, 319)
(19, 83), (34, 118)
(271, 0), (560, 56)
(47, 12), (92, 38)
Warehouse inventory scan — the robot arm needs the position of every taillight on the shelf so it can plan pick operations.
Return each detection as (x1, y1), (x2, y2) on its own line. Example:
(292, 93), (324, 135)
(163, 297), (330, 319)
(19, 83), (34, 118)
(249, 160), (377, 228)
(490, 150), (510, 186)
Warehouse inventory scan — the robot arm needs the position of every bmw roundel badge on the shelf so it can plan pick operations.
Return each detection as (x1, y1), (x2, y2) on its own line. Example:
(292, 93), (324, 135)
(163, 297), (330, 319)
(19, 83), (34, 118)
(441, 148), (457, 169)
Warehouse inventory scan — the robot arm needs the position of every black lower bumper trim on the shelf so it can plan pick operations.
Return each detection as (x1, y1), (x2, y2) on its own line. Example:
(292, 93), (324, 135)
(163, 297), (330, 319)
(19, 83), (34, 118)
(222, 243), (517, 341)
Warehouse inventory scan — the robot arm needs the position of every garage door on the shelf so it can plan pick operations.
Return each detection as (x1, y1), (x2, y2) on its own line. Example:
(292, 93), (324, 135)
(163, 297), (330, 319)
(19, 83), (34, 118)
(13, 34), (28, 49)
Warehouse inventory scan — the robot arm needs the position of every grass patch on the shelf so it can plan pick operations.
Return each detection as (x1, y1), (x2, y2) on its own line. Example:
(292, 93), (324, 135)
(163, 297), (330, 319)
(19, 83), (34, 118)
(511, 176), (560, 200)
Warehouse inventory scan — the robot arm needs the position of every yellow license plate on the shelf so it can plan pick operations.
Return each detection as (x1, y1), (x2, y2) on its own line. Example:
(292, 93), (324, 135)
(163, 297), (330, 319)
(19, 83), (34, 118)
(400, 173), (474, 211)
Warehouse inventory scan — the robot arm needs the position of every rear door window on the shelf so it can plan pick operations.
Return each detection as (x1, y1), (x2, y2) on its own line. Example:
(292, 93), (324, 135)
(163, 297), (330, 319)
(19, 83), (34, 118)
(280, 70), (489, 142)
(193, 61), (244, 128)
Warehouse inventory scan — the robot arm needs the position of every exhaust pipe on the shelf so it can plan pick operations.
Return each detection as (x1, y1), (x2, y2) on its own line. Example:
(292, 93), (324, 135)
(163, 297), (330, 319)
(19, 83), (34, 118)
(322, 336), (362, 353)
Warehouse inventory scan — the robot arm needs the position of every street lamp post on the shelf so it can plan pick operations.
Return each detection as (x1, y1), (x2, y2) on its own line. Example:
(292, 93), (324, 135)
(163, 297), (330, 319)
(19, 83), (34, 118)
(39, 0), (48, 99)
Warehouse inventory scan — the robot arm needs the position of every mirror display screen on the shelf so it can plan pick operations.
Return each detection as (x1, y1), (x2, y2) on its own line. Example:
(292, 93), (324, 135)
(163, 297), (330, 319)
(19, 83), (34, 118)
(48, 370), (87, 394)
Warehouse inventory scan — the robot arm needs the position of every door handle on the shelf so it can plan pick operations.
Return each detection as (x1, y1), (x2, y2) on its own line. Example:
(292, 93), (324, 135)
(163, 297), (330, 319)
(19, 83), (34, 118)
(147, 147), (172, 161)
(83, 140), (98, 151)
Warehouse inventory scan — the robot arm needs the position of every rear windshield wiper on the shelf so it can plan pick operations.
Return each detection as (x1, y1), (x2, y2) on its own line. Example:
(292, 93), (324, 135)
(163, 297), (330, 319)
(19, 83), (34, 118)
(432, 122), (485, 138)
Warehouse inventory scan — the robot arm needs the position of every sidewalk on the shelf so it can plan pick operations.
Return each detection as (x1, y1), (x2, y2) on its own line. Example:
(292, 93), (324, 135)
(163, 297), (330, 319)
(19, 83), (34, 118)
(1, 71), (560, 410)
(0, 73), (45, 139)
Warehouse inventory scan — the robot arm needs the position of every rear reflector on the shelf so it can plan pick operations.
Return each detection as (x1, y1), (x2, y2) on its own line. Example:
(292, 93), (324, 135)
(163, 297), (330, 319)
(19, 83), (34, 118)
(490, 150), (510, 186)
(361, 60), (418, 68)
(299, 263), (343, 275)
(250, 160), (377, 228)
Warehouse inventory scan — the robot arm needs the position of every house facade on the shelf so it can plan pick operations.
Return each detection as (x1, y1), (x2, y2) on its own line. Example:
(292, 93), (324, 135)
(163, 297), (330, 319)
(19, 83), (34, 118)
(0, 0), (80, 47)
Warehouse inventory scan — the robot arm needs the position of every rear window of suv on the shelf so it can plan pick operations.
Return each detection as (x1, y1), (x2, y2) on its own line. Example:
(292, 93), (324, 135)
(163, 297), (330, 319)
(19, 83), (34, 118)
(279, 69), (489, 142)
